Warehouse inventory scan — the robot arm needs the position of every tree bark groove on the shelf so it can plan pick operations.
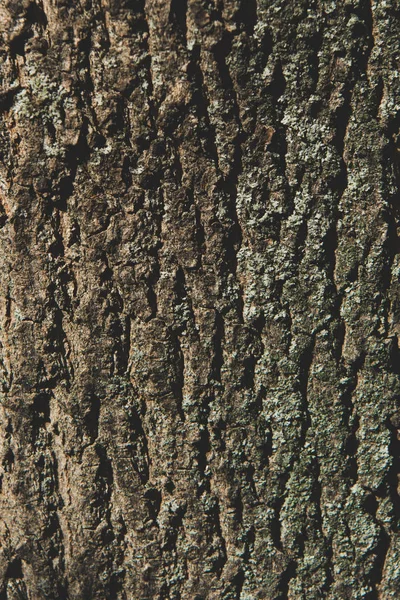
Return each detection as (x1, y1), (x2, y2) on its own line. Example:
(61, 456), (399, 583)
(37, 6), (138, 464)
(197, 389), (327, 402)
(0, 0), (399, 598)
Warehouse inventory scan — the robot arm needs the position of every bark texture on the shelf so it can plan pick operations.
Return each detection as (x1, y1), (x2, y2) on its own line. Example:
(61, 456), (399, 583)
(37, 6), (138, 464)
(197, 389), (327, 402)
(0, 0), (399, 598)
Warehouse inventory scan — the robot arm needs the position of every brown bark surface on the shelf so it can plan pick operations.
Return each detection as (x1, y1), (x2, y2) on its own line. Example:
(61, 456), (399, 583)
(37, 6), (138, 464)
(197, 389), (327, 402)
(0, 0), (399, 598)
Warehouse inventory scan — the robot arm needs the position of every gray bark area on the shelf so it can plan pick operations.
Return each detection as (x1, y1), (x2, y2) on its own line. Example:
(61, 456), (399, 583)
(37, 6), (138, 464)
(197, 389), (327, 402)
(0, 0), (399, 598)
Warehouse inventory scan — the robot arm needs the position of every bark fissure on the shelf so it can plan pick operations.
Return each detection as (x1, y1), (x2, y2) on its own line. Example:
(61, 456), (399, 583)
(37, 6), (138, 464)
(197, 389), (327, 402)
(0, 0), (399, 598)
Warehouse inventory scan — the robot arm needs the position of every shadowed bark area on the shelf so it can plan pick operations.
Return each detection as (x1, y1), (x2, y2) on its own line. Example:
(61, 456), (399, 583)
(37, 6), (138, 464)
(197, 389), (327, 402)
(0, 0), (399, 598)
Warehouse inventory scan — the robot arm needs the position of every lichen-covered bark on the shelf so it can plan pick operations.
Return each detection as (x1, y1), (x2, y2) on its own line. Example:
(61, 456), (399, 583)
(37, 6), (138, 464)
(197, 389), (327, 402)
(0, 0), (399, 598)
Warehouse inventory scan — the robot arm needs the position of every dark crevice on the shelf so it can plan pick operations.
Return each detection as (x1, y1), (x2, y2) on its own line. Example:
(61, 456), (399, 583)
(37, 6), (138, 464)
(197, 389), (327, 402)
(0, 86), (21, 112)
(32, 392), (51, 423)
(256, 28), (273, 73)
(210, 311), (224, 383)
(126, 405), (150, 484)
(368, 522), (391, 594)
(205, 497), (227, 577)
(140, 168), (163, 191)
(31, 392), (51, 444)
(187, 44), (219, 165)
(268, 61), (287, 105)
(43, 513), (61, 540)
(330, 66), (352, 181)
(256, 410), (273, 469)
(322, 541), (334, 596)
(389, 335), (400, 376)
(118, 315), (131, 374)
(105, 97), (127, 136)
(194, 204), (206, 264)
(212, 419), (226, 452)
(211, 27), (247, 294)
(345, 414), (360, 484)
(231, 568), (245, 599)
(171, 143), (184, 184)
(307, 31), (323, 91)
(382, 210), (400, 293)
(9, 2), (47, 58)
(212, 32), (235, 97)
(347, 0), (375, 70)
(207, 26), (246, 282)
(382, 111), (400, 296)
(218, 183), (243, 294)
(321, 208), (344, 352)
(329, 149), (348, 200)
(0, 202), (7, 228)
(242, 355), (257, 389)
(28, 1), (48, 26)
(145, 284), (158, 320)
(309, 98), (323, 119)
(9, 29), (33, 58)
(55, 176), (74, 211)
(84, 391), (100, 442)
(68, 221), (81, 247)
(242, 525), (255, 563)
(123, 0), (150, 35)
(71, 121), (90, 166)
(144, 487), (162, 522)
(93, 443), (113, 507)
(386, 417), (400, 531)
(169, 0), (187, 45)
(5, 557), (23, 579)
(2, 447), (14, 473)
(309, 458), (334, 593)
(194, 427), (210, 476)
(234, 0), (257, 36)
(232, 487), (243, 524)
(371, 75), (384, 119)
(43, 296), (72, 387)
(77, 33), (94, 93)
(244, 462), (258, 503)
(297, 336), (315, 440)
(173, 267), (196, 335)
(64, 119), (91, 179)
(275, 559), (297, 600)
(162, 503), (186, 552)
(341, 354), (365, 483)
(212, 29), (246, 163)
(122, 155), (132, 190)
(170, 332), (186, 421)
(309, 458), (325, 537)
(270, 494), (283, 551)
(251, 310), (266, 336)
(105, 571), (126, 600)
(332, 318), (346, 366)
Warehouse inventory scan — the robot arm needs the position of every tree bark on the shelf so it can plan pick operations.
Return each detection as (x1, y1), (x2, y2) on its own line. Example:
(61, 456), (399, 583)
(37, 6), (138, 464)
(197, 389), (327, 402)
(0, 0), (399, 598)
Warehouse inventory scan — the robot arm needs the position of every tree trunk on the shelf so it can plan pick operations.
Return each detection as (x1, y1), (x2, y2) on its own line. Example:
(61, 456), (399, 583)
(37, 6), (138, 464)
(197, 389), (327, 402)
(0, 0), (399, 598)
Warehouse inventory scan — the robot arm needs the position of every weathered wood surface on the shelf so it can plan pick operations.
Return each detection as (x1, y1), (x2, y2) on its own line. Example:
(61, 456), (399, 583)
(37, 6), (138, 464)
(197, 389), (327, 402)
(0, 0), (399, 598)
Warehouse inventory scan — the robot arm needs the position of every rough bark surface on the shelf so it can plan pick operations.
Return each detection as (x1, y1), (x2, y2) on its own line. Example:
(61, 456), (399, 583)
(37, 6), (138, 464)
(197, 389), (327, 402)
(0, 0), (399, 598)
